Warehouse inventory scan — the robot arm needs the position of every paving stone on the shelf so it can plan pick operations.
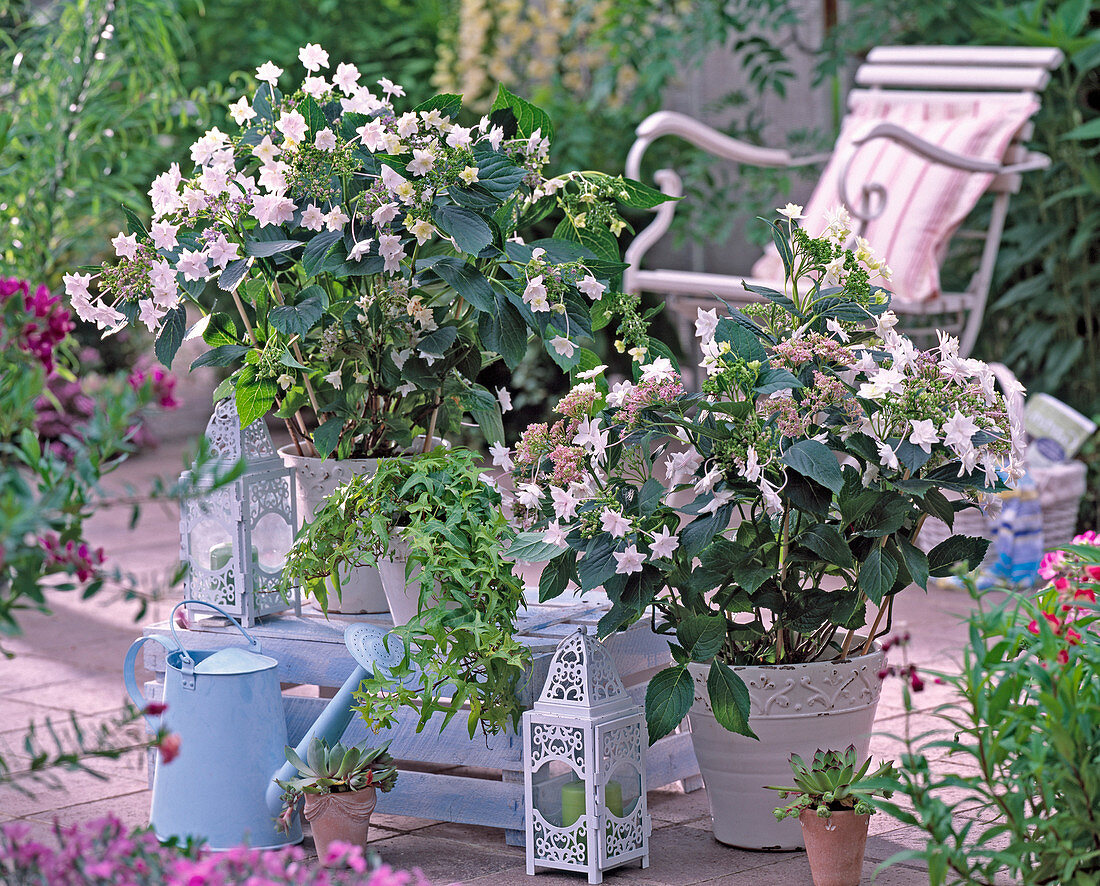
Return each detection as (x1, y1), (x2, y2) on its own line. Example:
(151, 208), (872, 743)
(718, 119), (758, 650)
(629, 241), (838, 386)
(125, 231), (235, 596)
(19, 786), (151, 832)
(0, 766), (147, 819)
(369, 811), (441, 832)
(5, 679), (131, 718)
(647, 783), (712, 825)
(370, 832), (519, 882)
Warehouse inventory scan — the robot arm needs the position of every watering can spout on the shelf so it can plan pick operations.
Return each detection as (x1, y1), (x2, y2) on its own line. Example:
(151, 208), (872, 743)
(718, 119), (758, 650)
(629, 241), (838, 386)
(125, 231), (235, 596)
(265, 663), (369, 814)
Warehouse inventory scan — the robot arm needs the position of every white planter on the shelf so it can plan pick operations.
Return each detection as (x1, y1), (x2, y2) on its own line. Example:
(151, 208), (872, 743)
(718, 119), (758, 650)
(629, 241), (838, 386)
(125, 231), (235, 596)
(377, 539), (455, 626)
(686, 645), (886, 850)
(278, 444), (388, 614)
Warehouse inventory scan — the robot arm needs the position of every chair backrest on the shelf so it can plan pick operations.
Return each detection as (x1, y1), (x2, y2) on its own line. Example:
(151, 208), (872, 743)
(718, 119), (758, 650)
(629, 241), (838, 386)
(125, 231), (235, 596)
(623, 45), (1064, 358)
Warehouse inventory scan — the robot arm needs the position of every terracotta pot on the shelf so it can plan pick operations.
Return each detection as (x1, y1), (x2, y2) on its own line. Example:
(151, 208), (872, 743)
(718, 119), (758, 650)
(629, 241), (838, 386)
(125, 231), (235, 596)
(686, 644), (885, 850)
(303, 787), (378, 858)
(799, 809), (870, 886)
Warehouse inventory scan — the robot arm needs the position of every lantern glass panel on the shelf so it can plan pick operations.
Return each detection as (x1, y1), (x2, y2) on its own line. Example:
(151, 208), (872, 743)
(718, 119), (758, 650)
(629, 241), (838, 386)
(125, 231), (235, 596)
(604, 762), (642, 820)
(190, 519), (235, 572)
(252, 511), (293, 572)
(531, 759), (578, 829)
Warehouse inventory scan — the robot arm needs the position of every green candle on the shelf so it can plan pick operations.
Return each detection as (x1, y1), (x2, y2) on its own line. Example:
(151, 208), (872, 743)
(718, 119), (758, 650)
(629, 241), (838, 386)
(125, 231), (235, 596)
(560, 779), (624, 826)
(209, 542), (258, 572)
(561, 779), (586, 827)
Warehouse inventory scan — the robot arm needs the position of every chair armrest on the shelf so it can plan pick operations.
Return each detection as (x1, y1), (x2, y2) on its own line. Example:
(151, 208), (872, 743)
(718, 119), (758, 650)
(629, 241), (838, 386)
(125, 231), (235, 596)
(625, 110), (829, 180)
(840, 121), (1050, 222)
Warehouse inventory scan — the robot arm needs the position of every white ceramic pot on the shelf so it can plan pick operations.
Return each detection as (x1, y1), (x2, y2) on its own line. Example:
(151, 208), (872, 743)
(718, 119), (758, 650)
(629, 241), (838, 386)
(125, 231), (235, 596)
(377, 538), (457, 626)
(686, 645), (885, 850)
(278, 444), (388, 614)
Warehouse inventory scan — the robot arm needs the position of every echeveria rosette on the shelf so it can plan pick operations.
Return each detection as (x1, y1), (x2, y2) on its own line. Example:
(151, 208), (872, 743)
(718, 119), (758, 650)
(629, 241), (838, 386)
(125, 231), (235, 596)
(64, 48), (673, 459)
(500, 210), (1026, 743)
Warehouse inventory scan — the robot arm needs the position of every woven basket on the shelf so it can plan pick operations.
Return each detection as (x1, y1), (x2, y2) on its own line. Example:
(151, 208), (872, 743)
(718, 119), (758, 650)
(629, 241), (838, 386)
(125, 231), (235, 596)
(917, 363), (1087, 558)
(917, 459), (1087, 558)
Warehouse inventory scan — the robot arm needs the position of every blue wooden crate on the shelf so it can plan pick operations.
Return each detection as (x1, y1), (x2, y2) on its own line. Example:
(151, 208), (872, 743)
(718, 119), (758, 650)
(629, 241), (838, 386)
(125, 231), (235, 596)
(140, 603), (700, 844)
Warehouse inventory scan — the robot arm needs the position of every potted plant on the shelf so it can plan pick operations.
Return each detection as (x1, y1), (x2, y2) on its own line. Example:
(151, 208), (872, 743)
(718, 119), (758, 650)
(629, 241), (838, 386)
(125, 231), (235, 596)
(275, 736), (397, 857)
(283, 446), (531, 737)
(768, 746), (896, 886)
(499, 206), (1025, 847)
(64, 44), (668, 612)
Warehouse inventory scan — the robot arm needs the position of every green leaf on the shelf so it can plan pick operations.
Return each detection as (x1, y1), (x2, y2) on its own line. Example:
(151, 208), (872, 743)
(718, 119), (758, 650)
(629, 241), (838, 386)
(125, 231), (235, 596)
(916, 489), (954, 531)
(431, 204), (493, 255)
(418, 325), (458, 356)
(897, 536), (930, 590)
(539, 552), (577, 602)
(489, 83), (554, 142)
(616, 177), (677, 209)
(506, 531), (565, 564)
(302, 230), (343, 277)
(927, 535), (990, 578)
(781, 439), (844, 494)
(155, 306), (187, 368)
(478, 294), (528, 369)
(234, 366), (277, 427)
(310, 417), (345, 458)
(461, 385), (504, 445)
(474, 149), (527, 200)
(577, 536), (617, 590)
(714, 317), (767, 363)
(203, 313), (242, 347)
(429, 258), (497, 313)
(707, 660), (756, 738)
(1062, 118), (1100, 141)
(245, 239), (303, 258)
(121, 204), (147, 237)
(677, 613), (726, 663)
(191, 345), (249, 369)
(755, 367), (802, 395)
(644, 665), (694, 743)
(858, 546), (897, 605)
(553, 216), (619, 262)
(797, 524), (853, 568)
(219, 258), (250, 292)
(413, 93), (462, 119)
(269, 287), (325, 337)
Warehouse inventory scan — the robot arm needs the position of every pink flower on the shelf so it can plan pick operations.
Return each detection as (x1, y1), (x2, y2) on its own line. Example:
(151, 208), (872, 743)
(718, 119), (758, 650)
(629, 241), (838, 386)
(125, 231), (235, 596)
(156, 733), (181, 764)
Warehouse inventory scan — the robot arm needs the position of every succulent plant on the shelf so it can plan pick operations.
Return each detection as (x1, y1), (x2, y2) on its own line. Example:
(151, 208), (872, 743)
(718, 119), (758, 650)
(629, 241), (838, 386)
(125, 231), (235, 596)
(767, 745), (896, 821)
(277, 737), (398, 797)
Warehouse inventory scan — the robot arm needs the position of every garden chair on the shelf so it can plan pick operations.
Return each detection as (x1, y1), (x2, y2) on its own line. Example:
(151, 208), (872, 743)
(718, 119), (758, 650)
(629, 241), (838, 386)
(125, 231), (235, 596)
(623, 46), (1064, 362)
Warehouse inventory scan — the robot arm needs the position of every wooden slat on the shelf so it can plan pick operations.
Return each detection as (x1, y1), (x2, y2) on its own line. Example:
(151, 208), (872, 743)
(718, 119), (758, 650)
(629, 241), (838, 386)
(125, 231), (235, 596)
(855, 63), (1050, 92)
(865, 46), (1063, 70)
(374, 770), (524, 830)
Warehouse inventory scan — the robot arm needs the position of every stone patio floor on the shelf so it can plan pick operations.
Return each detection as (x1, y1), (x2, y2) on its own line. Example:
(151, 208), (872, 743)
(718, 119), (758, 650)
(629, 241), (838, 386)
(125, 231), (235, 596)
(0, 413), (991, 884)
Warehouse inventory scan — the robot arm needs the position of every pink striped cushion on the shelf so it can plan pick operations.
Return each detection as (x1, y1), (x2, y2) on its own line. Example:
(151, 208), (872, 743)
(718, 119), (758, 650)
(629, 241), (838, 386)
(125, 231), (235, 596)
(751, 95), (1039, 303)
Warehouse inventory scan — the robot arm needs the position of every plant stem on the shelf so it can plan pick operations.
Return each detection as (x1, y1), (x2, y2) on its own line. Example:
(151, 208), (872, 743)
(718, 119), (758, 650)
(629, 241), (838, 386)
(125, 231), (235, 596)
(423, 389), (442, 453)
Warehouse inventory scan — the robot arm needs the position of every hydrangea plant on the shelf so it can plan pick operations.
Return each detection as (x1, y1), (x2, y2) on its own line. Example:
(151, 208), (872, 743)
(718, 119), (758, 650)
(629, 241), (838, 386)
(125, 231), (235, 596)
(64, 45), (670, 458)
(498, 207), (1026, 742)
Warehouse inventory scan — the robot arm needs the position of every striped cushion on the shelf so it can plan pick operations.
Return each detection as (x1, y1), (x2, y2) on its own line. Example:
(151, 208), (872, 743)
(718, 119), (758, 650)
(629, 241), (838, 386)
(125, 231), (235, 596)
(751, 95), (1038, 303)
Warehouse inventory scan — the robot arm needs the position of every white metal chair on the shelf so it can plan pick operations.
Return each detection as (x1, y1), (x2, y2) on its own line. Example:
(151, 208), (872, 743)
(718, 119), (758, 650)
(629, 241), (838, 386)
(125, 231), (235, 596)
(624, 46), (1064, 360)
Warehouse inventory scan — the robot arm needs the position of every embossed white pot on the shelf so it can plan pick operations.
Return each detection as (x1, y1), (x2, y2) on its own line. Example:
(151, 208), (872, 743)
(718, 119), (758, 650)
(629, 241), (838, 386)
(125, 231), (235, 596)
(278, 445), (387, 614)
(686, 645), (885, 850)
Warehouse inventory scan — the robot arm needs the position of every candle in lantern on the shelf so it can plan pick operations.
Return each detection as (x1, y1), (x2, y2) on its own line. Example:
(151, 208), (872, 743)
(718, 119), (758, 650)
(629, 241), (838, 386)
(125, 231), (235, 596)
(209, 542), (258, 572)
(561, 779), (623, 827)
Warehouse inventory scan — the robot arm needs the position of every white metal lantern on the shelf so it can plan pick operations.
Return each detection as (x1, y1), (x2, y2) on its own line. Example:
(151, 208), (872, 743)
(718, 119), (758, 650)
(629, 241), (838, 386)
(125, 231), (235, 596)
(179, 399), (301, 626)
(523, 627), (650, 884)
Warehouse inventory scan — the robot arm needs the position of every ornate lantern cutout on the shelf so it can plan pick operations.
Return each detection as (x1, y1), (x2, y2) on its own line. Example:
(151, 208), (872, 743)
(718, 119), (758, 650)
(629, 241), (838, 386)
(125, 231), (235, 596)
(179, 399), (300, 626)
(523, 627), (650, 884)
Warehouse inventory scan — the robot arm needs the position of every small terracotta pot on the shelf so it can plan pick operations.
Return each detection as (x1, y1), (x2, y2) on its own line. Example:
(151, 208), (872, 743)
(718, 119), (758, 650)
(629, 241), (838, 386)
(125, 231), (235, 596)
(799, 808), (870, 886)
(303, 787), (378, 858)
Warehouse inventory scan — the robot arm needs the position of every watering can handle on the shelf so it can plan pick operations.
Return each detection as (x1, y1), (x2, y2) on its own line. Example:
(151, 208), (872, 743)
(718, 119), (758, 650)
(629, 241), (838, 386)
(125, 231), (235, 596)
(170, 600), (262, 667)
(123, 635), (179, 728)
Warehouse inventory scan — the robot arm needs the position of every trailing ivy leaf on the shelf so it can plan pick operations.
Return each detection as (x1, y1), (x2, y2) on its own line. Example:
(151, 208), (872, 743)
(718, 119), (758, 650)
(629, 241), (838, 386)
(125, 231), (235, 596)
(644, 665), (694, 744)
(245, 239), (303, 258)
(677, 613), (726, 663)
(927, 535), (990, 578)
(429, 258), (497, 313)
(431, 204), (493, 255)
(707, 661), (755, 738)
(539, 551), (577, 603)
(489, 84), (554, 142)
(234, 365), (277, 427)
(154, 306), (186, 368)
(858, 546), (897, 605)
(797, 524), (853, 569)
(302, 230), (343, 278)
(781, 439), (845, 494)
(191, 345), (249, 370)
(269, 288), (325, 337)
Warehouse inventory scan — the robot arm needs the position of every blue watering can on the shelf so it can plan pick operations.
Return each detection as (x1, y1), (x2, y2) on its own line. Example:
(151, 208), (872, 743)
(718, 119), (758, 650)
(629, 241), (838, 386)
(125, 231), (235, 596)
(123, 601), (394, 850)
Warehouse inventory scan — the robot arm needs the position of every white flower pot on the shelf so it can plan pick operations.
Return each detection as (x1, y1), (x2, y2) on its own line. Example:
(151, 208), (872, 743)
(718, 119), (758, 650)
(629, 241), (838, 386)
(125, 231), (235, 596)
(686, 645), (885, 850)
(278, 444), (388, 614)
(377, 539), (455, 626)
